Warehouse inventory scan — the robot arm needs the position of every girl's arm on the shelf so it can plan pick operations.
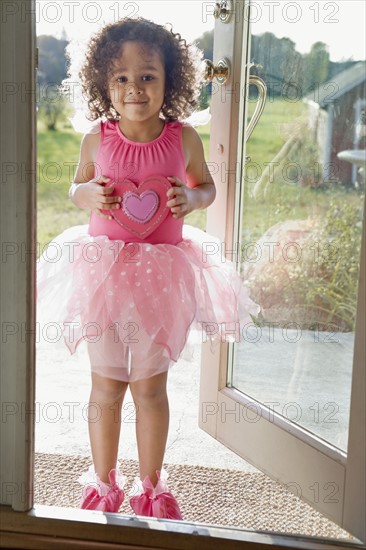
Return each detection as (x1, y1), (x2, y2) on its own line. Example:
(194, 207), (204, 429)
(69, 132), (121, 219)
(166, 125), (216, 219)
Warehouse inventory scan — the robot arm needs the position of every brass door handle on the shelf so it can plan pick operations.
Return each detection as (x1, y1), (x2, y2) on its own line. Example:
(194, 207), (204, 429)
(204, 58), (230, 84)
(246, 75), (267, 141)
(203, 59), (267, 141)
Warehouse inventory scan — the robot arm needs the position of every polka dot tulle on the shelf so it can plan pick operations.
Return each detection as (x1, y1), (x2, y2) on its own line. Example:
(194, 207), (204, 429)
(37, 224), (259, 381)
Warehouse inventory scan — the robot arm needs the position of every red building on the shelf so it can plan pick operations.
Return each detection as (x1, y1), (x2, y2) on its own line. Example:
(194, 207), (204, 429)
(305, 62), (366, 186)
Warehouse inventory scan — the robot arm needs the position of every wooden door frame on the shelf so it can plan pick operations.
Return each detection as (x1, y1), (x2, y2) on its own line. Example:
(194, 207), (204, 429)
(1, 1), (365, 548)
(0, 0), (37, 513)
(2, 503), (365, 550)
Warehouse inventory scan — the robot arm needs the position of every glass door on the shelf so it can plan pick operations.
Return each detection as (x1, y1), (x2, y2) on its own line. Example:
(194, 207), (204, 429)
(200, 0), (365, 541)
(232, 0), (365, 452)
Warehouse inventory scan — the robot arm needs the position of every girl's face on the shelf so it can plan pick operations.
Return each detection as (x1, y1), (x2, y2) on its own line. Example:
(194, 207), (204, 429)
(108, 41), (165, 123)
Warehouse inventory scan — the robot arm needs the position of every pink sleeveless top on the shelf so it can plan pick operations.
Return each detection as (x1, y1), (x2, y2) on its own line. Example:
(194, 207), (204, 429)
(88, 120), (186, 245)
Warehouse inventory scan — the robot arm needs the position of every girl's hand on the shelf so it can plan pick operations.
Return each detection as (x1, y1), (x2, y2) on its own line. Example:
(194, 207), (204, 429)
(70, 176), (122, 220)
(166, 177), (197, 219)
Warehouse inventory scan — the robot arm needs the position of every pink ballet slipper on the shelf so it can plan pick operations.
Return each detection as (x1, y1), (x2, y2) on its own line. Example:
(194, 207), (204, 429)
(78, 465), (126, 512)
(130, 469), (183, 520)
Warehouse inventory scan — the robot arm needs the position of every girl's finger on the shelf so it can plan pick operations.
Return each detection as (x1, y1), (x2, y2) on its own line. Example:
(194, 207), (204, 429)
(100, 202), (120, 210)
(167, 176), (179, 184)
(167, 196), (185, 208)
(90, 175), (111, 185)
(101, 185), (118, 195)
(100, 193), (122, 203)
(167, 187), (185, 200)
(167, 177), (184, 188)
(97, 200), (120, 212)
(171, 206), (188, 219)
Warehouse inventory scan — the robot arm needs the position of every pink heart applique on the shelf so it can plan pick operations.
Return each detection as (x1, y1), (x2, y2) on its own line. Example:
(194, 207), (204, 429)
(123, 190), (159, 223)
(104, 176), (172, 238)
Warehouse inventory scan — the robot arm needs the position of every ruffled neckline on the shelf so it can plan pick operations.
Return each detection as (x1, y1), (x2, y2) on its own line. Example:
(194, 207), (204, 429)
(111, 119), (173, 146)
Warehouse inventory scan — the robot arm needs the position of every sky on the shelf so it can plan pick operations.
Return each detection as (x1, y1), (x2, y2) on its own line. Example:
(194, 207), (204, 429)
(35, 0), (366, 62)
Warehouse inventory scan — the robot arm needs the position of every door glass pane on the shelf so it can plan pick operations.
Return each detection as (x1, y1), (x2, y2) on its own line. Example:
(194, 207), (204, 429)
(232, 0), (366, 451)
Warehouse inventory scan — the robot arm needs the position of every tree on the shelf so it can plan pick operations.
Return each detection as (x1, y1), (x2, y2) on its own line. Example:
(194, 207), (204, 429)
(37, 35), (70, 130)
(250, 32), (304, 99)
(303, 42), (330, 94)
(37, 88), (72, 131)
(194, 29), (213, 61)
(37, 35), (68, 87)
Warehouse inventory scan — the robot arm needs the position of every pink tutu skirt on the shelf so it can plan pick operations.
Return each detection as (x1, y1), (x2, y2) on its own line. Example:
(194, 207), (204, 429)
(36, 224), (259, 382)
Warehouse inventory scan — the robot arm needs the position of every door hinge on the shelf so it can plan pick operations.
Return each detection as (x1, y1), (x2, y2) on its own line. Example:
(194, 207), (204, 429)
(213, 0), (233, 23)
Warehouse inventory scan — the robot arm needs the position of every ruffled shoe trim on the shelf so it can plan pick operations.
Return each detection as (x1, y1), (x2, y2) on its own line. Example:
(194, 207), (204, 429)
(78, 464), (126, 512)
(129, 469), (183, 520)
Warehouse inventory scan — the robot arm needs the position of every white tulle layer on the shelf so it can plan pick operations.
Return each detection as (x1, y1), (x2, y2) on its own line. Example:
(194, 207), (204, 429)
(37, 224), (259, 381)
(78, 463), (126, 496)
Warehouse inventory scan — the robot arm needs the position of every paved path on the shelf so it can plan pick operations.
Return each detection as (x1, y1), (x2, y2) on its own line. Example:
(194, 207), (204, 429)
(35, 336), (258, 472)
(36, 327), (353, 470)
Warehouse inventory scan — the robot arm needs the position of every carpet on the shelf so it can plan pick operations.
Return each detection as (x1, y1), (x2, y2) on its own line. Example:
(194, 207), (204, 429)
(34, 452), (353, 540)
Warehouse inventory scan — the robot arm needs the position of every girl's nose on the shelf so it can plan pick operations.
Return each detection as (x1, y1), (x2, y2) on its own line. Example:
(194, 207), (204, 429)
(126, 82), (142, 95)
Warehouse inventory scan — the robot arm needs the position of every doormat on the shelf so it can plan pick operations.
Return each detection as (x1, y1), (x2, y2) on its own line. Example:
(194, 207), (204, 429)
(34, 452), (353, 540)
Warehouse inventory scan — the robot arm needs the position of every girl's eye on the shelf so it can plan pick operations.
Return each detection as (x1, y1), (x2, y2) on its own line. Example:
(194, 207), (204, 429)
(115, 75), (153, 83)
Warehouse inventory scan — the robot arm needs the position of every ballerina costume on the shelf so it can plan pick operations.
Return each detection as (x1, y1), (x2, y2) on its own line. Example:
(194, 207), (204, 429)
(37, 119), (259, 382)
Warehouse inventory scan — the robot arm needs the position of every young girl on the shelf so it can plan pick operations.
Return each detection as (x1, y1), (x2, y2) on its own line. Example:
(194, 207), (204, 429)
(37, 17), (259, 520)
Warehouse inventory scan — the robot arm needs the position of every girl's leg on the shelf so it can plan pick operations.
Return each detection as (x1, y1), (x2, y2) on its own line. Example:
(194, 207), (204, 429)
(88, 372), (128, 483)
(129, 371), (169, 487)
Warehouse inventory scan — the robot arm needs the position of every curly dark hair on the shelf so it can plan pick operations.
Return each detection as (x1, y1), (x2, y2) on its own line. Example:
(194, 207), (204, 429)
(74, 18), (203, 122)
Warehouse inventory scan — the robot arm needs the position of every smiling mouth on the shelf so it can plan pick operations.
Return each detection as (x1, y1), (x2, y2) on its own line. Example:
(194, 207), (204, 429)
(125, 101), (147, 105)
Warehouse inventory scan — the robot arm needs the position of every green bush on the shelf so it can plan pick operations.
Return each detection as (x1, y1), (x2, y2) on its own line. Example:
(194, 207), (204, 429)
(246, 197), (364, 332)
(306, 199), (363, 330)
